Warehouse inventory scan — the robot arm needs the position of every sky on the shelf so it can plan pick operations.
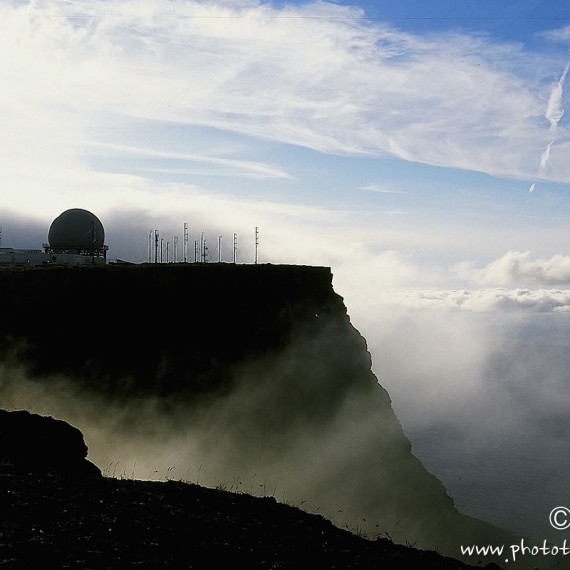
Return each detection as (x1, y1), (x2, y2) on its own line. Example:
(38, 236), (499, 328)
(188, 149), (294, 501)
(3, 0), (570, 543)
(2, 0), (570, 285)
(2, 0), (570, 296)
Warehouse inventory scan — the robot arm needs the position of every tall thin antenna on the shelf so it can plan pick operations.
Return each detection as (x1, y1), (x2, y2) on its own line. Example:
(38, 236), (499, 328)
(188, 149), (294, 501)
(183, 222), (189, 263)
(154, 230), (159, 264)
(255, 226), (259, 265)
(218, 234), (222, 263)
(194, 239), (198, 263)
(91, 220), (96, 264)
(160, 238), (164, 263)
(166, 240), (170, 263)
(148, 230), (153, 263)
(233, 233), (237, 264)
(173, 236), (178, 263)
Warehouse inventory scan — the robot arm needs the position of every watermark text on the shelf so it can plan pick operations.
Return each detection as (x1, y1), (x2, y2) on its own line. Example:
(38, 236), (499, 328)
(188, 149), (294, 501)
(461, 539), (569, 564)
(550, 506), (570, 530)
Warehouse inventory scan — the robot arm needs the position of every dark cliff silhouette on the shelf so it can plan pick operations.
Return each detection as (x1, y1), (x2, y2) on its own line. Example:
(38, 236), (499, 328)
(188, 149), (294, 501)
(0, 263), (552, 568)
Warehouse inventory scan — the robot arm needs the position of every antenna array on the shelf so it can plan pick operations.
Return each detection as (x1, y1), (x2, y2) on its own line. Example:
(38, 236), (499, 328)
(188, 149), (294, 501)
(145, 224), (260, 265)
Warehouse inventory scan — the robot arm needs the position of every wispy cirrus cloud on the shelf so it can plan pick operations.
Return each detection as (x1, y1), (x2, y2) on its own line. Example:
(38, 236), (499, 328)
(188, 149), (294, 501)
(539, 25), (570, 44)
(535, 62), (570, 184)
(2, 0), (570, 219)
(545, 64), (569, 131)
(88, 142), (290, 179)
(358, 183), (405, 194)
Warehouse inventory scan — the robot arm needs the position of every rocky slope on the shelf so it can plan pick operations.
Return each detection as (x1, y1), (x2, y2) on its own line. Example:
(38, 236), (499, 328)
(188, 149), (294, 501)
(0, 409), (488, 569)
(2, 474), (494, 570)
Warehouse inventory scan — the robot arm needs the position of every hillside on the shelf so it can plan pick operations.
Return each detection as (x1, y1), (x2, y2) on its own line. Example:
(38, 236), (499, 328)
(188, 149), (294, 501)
(2, 465), (488, 569)
(1, 406), (484, 569)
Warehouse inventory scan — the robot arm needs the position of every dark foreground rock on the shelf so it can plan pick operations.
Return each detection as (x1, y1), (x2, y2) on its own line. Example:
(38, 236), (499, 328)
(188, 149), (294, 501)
(0, 472), (490, 570)
(0, 409), (101, 478)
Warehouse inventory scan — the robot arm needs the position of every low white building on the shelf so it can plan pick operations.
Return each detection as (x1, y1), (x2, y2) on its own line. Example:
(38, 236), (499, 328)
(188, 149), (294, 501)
(0, 248), (46, 267)
(0, 248), (105, 267)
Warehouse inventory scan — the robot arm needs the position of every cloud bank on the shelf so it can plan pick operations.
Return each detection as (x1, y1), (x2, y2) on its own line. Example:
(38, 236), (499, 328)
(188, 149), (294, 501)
(374, 287), (570, 313)
(348, 250), (570, 314)
(455, 250), (570, 287)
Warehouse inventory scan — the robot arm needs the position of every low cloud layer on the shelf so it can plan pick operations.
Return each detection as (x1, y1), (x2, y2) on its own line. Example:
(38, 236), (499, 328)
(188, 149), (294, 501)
(373, 287), (570, 313)
(455, 250), (570, 287)
(365, 248), (570, 312)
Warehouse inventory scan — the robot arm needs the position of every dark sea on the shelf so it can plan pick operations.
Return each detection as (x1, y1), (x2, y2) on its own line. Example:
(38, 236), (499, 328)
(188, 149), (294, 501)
(369, 310), (570, 546)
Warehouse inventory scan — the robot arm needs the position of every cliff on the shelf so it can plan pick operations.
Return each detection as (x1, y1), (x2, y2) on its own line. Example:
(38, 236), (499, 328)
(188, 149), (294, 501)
(0, 263), (543, 568)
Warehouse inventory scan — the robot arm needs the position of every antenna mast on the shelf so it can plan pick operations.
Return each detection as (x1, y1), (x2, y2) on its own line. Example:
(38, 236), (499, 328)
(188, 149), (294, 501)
(233, 233), (237, 264)
(255, 227), (259, 265)
(154, 230), (159, 264)
(183, 222), (188, 263)
(218, 234), (222, 263)
(173, 235), (178, 263)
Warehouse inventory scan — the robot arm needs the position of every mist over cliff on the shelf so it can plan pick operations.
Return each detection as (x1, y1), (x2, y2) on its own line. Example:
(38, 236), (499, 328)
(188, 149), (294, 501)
(0, 263), (537, 567)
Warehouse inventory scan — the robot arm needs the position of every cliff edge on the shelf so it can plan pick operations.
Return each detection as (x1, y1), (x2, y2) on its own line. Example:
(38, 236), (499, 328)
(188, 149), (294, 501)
(0, 264), (542, 567)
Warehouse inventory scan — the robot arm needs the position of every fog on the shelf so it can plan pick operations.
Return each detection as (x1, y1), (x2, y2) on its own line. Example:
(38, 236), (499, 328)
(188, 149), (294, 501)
(348, 301), (570, 544)
(2, 211), (570, 555)
(0, 317), (437, 548)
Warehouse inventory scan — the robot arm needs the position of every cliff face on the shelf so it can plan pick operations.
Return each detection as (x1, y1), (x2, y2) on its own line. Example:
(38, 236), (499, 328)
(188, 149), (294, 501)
(0, 264), (522, 566)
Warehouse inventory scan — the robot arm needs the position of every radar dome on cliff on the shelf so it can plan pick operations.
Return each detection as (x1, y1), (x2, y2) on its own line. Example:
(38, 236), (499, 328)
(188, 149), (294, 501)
(48, 208), (105, 250)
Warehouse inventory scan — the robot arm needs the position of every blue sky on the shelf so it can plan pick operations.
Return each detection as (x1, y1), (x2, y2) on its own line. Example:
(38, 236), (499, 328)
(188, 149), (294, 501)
(3, 0), (570, 303)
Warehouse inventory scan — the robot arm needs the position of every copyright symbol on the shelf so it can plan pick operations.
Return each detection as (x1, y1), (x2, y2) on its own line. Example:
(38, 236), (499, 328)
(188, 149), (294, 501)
(550, 507), (570, 530)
